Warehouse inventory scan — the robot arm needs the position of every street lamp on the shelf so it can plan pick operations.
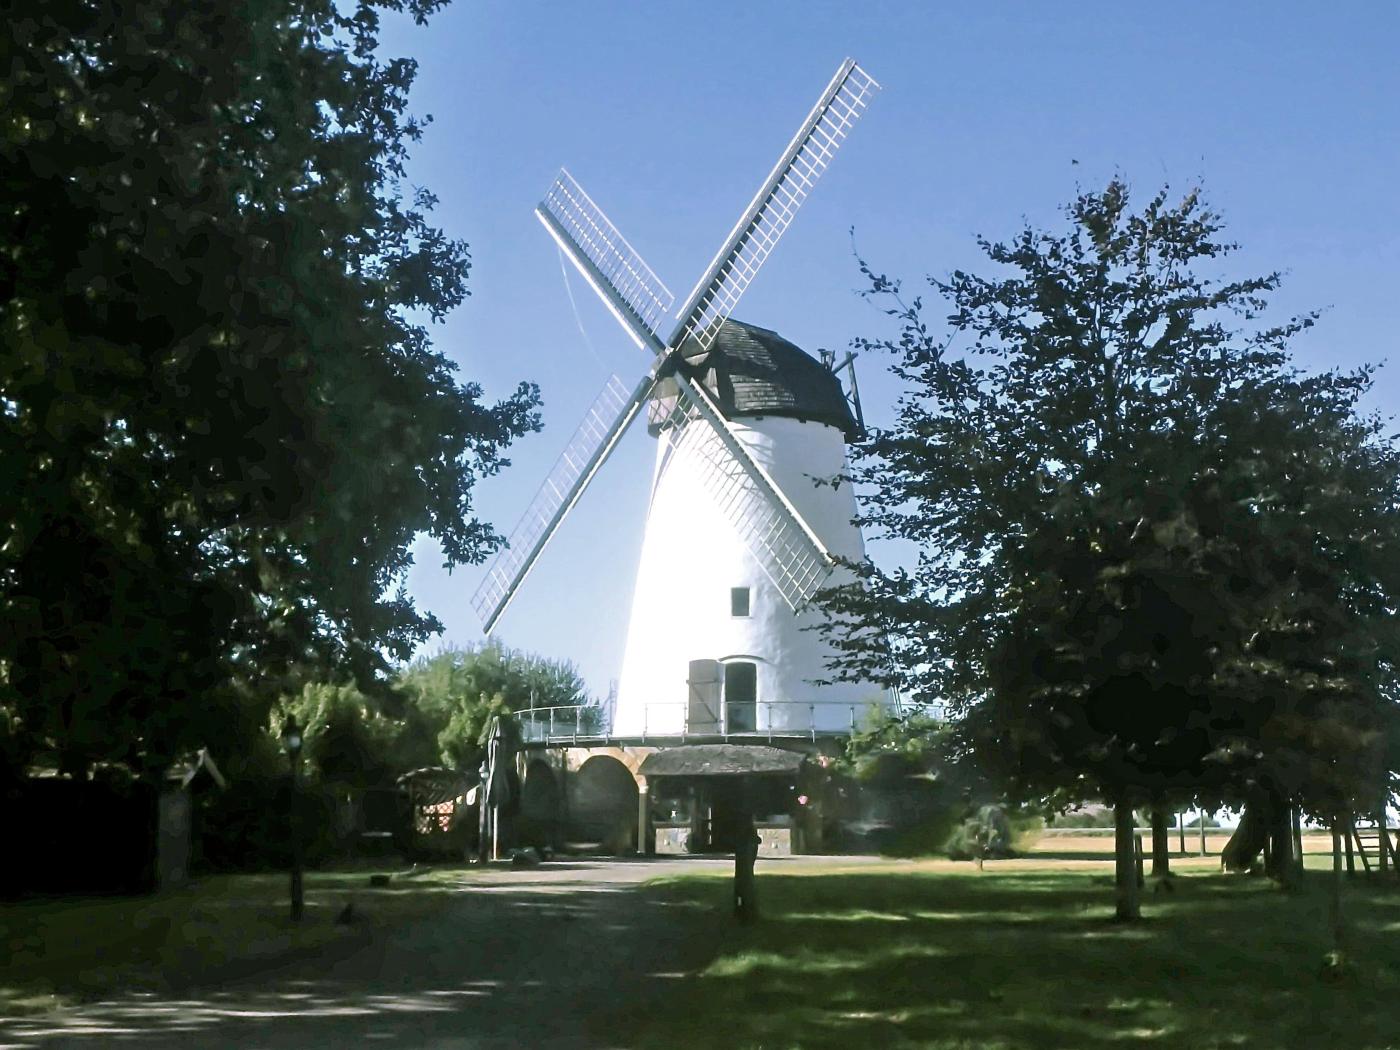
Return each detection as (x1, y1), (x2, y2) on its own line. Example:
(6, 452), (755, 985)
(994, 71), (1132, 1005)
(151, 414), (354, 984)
(281, 714), (304, 922)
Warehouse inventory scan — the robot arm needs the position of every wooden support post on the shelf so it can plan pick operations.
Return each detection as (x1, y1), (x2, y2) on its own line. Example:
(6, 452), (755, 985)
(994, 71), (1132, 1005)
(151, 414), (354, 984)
(1379, 807), (1389, 876)
(1292, 808), (1304, 875)
(1199, 812), (1208, 856)
(1331, 819), (1345, 952)
(637, 781), (652, 856)
(1177, 813), (1186, 854)
(1350, 820), (1372, 874)
(1344, 818), (1356, 874)
(1382, 826), (1400, 878)
(1134, 833), (1145, 888)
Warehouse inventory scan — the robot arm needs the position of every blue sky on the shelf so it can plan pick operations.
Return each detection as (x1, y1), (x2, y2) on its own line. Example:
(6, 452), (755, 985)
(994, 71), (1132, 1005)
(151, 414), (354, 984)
(382, 2), (1400, 697)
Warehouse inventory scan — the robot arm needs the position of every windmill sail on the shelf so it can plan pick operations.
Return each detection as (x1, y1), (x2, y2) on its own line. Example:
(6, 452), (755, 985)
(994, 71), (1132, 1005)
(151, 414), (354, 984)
(667, 372), (834, 609)
(472, 374), (653, 633)
(669, 59), (880, 357)
(537, 170), (673, 348)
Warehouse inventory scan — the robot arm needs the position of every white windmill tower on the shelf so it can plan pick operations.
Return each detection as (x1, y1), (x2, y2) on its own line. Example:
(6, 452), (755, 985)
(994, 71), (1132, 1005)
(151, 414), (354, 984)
(472, 60), (894, 740)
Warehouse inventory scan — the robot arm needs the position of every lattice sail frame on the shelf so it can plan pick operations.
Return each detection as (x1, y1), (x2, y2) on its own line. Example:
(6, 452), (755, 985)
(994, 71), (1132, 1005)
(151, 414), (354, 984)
(539, 169), (674, 341)
(669, 59), (880, 357)
(472, 374), (646, 631)
(663, 382), (831, 609)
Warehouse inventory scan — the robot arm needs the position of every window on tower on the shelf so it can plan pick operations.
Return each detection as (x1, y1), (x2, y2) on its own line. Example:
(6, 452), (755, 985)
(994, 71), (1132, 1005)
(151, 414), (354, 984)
(731, 586), (751, 617)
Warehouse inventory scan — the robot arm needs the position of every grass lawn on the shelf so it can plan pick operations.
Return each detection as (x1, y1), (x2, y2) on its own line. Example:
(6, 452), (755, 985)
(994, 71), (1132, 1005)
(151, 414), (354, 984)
(0, 864), (467, 1017)
(615, 841), (1400, 1050)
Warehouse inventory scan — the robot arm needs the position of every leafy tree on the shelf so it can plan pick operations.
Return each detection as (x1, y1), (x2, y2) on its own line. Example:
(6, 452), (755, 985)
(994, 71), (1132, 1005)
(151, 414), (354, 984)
(397, 642), (598, 770)
(281, 681), (438, 790)
(822, 180), (1400, 918)
(1, 0), (538, 781)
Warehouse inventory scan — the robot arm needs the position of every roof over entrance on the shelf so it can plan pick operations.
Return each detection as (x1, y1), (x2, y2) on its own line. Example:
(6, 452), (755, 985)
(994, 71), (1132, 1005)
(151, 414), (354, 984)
(639, 744), (805, 778)
(650, 320), (860, 439)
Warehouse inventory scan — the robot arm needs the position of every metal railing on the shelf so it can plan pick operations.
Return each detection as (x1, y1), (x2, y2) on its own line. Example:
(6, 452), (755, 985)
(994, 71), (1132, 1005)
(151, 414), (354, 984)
(516, 699), (929, 744)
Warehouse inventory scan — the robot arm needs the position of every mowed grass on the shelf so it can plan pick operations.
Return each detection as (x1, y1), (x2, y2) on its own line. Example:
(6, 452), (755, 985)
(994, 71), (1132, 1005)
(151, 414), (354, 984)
(616, 840), (1400, 1050)
(0, 865), (467, 1017)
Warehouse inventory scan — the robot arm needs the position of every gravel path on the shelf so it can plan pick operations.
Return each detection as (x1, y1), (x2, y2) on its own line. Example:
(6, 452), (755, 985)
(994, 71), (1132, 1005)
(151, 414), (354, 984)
(0, 857), (746, 1050)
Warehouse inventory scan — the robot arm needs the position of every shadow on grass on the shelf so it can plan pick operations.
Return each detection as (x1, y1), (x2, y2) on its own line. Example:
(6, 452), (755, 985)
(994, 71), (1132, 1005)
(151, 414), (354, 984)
(0, 865), (723, 1049)
(615, 868), (1400, 1050)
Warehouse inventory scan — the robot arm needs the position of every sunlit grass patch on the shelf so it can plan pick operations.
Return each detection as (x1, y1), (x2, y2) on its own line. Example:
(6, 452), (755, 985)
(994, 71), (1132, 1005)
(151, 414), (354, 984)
(619, 856), (1400, 1050)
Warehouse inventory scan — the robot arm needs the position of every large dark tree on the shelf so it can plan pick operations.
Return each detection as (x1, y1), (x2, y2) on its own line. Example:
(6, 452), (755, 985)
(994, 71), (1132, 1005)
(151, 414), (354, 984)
(1, 0), (538, 781)
(821, 181), (1400, 918)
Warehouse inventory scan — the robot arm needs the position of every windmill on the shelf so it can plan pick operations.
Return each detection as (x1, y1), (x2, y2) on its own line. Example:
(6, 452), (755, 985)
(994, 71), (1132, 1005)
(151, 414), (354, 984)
(473, 59), (888, 737)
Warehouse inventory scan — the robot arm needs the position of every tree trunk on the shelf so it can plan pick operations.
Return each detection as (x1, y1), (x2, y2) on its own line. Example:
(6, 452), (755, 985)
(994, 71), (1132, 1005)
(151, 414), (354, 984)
(1114, 795), (1140, 921)
(1265, 798), (1296, 886)
(733, 810), (760, 923)
(1151, 803), (1171, 877)
(1292, 809), (1305, 877)
(1221, 802), (1268, 871)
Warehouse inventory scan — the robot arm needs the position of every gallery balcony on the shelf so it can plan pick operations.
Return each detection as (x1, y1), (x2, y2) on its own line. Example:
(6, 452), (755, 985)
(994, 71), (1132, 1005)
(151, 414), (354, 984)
(516, 699), (940, 747)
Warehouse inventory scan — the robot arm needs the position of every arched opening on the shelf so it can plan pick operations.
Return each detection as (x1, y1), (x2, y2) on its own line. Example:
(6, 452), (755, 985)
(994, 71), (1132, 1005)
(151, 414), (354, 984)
(518, 760), (560, 848)
(570, 755), (639, 854)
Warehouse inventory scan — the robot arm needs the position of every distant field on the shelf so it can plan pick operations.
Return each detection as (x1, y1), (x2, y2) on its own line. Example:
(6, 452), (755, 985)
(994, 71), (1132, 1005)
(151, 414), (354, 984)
(1026, 831), (1343, 867)
(615, 846), (1400, 1050)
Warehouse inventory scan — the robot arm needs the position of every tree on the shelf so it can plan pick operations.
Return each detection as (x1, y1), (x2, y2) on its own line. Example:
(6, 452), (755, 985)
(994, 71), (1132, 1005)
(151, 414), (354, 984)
(1, 0), (539, 781)
(281, 681), (438, 791)
(821, 180), (1400, 918)
(397, 642), (597, 770)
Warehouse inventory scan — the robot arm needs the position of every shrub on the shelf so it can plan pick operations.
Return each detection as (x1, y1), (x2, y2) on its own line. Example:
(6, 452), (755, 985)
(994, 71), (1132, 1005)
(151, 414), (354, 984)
(945, 804), (1014, 864)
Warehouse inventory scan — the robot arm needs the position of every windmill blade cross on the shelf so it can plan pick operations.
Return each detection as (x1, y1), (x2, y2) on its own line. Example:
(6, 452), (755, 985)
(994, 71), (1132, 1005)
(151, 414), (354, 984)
(481, 59), (878, 630)
(472, 373), (654, 633)
(669, 59), (880, 357)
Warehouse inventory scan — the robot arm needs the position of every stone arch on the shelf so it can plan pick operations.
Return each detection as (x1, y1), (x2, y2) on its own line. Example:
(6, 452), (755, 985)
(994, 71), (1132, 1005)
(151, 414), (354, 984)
(565, 745), (646, 777)
(518, 759), (560, 848)
(569, 754), (639, 854)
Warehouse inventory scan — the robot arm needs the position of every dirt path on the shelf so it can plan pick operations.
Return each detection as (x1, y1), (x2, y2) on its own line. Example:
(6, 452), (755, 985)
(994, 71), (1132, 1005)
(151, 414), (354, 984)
(0, 857), (740, 1050)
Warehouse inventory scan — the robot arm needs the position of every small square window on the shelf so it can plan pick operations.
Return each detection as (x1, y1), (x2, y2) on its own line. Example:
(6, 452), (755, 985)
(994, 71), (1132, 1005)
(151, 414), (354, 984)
(731, 587), (751, 617)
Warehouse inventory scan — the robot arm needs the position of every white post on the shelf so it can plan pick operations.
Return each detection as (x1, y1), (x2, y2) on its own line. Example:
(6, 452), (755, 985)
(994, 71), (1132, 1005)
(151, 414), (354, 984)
(637, 781), (651, 856)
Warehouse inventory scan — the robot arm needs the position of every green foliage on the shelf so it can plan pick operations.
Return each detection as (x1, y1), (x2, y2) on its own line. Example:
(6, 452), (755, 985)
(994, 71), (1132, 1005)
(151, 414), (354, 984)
(397, 642), (597, 770)
(843, 709), (951, 781)
(821, 179), (1400, 821)
(944, 804), (1014, 862)
(0, 0), (539, 782)
(280, 681), (438, 789)
(196, 771), (341, 873)
(844, 711), (1036, 858)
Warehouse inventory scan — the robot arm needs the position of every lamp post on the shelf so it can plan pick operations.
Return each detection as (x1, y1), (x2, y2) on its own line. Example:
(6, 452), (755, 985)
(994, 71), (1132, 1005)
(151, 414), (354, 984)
(281, 714), (304, 922)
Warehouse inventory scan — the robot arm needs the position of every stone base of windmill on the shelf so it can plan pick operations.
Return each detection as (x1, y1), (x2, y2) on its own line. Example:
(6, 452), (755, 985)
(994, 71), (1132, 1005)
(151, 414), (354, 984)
(512, 738), (947, 859)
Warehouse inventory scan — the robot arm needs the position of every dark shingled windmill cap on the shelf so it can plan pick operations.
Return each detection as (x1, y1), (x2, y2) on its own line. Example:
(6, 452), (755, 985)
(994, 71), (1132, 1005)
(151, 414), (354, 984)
(649, 319), (860, 439)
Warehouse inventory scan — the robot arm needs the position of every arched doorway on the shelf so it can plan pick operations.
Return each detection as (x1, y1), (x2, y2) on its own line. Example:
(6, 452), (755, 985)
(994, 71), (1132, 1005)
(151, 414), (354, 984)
(518, 760), (560, 848)
(570, 755), (638, 854)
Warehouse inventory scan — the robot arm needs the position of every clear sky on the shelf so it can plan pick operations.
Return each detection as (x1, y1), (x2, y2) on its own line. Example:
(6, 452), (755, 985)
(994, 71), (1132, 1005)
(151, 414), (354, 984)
(381, 1), (1400, 698)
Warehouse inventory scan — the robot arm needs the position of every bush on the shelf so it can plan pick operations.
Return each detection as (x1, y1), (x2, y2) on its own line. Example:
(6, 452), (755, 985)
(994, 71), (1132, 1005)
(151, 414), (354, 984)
(195, 773), (342, 873)
(945, 805), (1015, 863)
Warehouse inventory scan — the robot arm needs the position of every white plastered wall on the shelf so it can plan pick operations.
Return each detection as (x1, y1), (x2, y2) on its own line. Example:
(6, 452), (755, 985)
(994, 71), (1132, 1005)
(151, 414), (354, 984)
(614, 415), (892, 736)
